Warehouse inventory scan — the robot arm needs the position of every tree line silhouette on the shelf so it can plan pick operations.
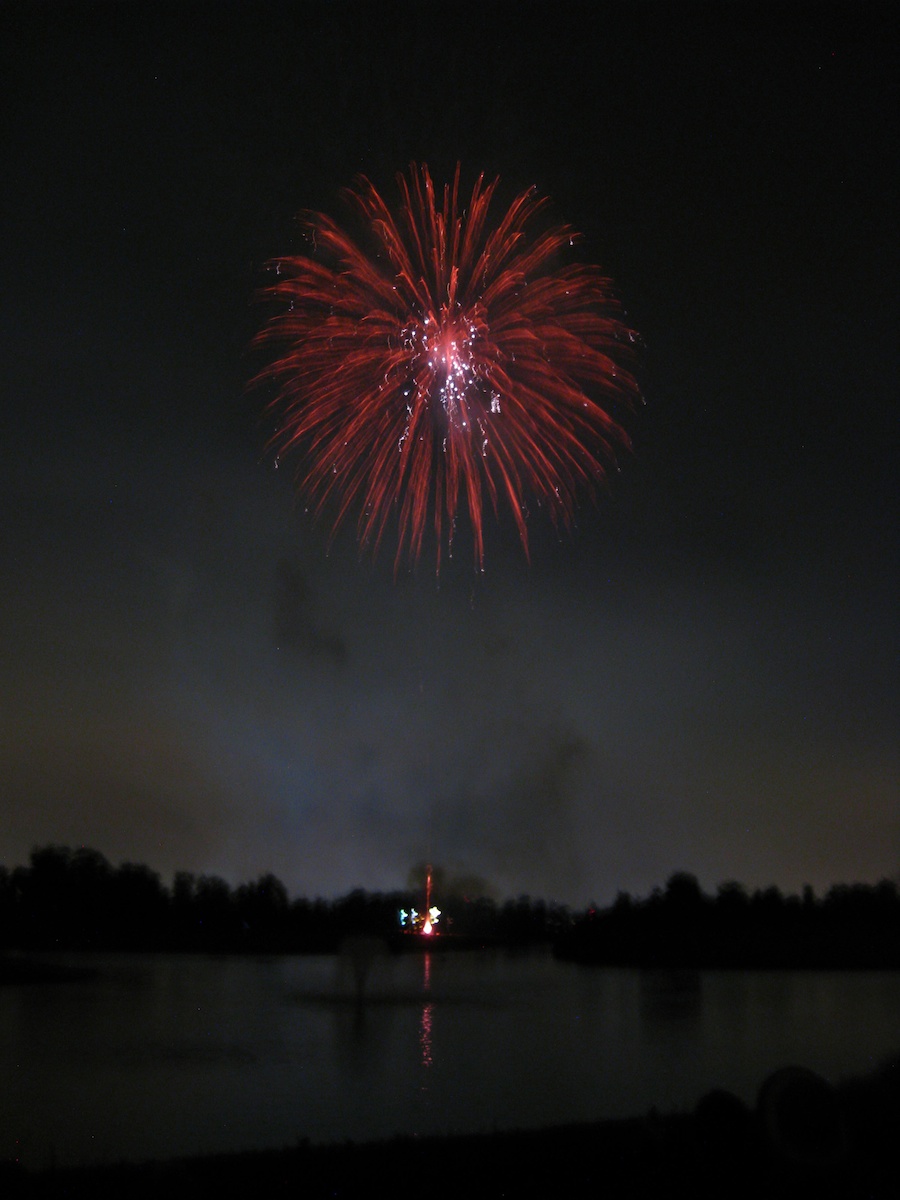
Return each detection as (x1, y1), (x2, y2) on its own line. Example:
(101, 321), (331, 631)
(556, 871), (900, 969)
(0, 845), (567, 954)
(1, 847), (898, 966)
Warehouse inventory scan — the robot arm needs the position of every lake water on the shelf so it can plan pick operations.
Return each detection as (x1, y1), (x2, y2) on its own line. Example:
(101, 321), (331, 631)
(2, 948), (898, 1169)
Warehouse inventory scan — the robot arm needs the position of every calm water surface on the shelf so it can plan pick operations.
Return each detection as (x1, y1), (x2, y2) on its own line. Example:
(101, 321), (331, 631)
(2, 948), (898, 1168)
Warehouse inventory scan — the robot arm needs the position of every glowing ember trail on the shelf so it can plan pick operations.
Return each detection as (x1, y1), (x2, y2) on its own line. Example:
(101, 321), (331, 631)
(254, 163), (641, 571)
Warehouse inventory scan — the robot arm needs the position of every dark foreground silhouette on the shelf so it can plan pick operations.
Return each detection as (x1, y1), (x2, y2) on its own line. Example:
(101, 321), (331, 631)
(3, 847), (899, 967)
(3, 1059), (897, 1199)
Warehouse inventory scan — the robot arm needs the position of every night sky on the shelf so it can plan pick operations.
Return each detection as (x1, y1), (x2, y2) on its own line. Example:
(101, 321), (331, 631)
(2, 2), (896, 906)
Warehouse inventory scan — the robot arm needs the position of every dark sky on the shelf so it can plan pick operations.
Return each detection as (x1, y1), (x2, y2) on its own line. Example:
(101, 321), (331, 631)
(1, 1), (896, 905)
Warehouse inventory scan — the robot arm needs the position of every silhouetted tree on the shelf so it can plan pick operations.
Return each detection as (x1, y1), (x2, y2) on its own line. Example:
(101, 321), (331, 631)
(111, 862), (168, 949)
(171, 871), (197, 948)
(236, 873), (290, 950)
(20, 846), (74, 948)
(69, 847), (115, 947)
(0, 866), (12, 948)
(192, 875), (237, 950)
(664, 872), (705, 911)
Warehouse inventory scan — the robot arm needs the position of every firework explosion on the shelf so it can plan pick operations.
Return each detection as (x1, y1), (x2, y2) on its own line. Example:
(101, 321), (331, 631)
(255, 164), (641, 571)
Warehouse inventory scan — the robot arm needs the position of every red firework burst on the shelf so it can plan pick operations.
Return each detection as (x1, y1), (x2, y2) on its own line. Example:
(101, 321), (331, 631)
(254, 163), (640, 571)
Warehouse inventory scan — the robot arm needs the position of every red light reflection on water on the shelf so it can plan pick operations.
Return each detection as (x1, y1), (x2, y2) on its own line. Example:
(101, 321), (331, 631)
(419, 952), (434, 1073)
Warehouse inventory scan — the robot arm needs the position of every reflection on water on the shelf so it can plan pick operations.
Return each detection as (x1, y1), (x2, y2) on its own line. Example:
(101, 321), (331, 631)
(639, 969), (703, 1023)
(1, 950), (899, 1169)
(419, 952), (434, 1074)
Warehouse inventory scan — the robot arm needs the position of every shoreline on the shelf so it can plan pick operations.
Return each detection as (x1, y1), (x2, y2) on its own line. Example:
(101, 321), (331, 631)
(5, 1065), (897, 1200)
